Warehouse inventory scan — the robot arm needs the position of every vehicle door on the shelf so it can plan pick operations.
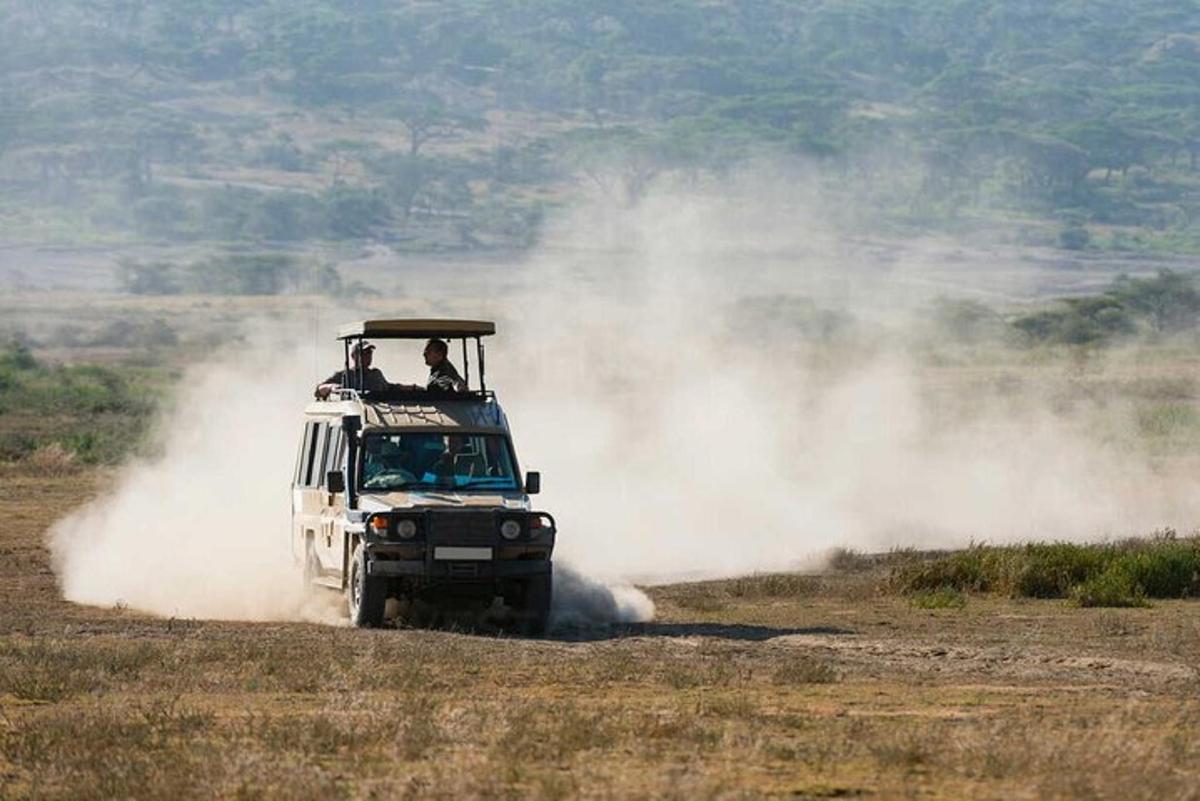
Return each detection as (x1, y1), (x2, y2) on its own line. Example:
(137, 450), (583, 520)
(292, 419), (315, 561)
(295, 419), (330, 570)
(317, 424), (345, 572)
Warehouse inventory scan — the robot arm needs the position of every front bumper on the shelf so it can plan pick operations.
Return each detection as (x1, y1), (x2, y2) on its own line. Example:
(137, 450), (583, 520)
(365, 540), (552, 580)
(366, 556), (551, 579)
(361, 509), (555, 584)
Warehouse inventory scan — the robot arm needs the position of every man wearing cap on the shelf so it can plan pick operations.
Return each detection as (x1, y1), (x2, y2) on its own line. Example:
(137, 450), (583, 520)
(314, 341), (393, 399)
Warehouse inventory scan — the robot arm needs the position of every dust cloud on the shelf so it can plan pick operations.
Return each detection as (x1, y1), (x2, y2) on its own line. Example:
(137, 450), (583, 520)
(494, 168), (1200, 581)
(48, 165), (1200, 621)
(48, 329), (347, 622)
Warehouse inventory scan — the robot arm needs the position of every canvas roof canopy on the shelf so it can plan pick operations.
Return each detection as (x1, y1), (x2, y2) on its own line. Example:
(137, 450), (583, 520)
(336, 319), (496, 340)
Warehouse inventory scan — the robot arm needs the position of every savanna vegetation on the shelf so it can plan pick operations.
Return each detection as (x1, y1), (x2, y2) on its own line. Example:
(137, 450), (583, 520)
(0, 341), (172, 468)
(931, 268), (1200, 346)
(4, 1), (1200, 252)
(890, 534), (1200, 607)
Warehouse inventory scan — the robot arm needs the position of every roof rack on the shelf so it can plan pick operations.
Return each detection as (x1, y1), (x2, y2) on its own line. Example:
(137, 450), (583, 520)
(336, 319), (495, 340)
(337, 318), (495, 395)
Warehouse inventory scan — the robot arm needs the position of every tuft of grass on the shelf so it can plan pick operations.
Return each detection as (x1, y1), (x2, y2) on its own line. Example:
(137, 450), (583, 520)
(725, 573), (824, 599)
(827, 547), (873, 572)
(497, 702), (619, 762)
(670, 587), (728, 613)
(771, 656), (838, 685)
(20, 442), (82, 477)
(909, 586), (967, 609)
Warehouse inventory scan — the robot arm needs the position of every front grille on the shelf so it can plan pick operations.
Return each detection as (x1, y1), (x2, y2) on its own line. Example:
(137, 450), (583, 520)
(427, 511), (495, 546)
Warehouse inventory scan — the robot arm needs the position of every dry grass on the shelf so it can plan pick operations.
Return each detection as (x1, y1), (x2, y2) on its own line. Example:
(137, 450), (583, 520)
(17, 443), (82, 477)
(2, 472), (1199, 800)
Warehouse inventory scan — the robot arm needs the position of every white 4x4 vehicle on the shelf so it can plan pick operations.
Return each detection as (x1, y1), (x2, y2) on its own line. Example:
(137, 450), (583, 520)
(292, 319), (555, 633)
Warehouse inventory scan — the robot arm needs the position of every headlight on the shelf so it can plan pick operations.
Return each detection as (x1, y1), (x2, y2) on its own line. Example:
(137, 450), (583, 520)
(500, 519), (522, 540)
(396, 519), (418, 539)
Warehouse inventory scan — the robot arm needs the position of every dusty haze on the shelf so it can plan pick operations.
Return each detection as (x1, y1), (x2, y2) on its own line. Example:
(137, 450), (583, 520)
(49, 170), (1200, 620)
(494, 172), (1200, 580)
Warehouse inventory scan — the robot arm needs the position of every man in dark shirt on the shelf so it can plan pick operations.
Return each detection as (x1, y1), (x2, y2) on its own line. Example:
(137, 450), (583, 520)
(314, 341), (393, 398)
(423, 338), (467, 392)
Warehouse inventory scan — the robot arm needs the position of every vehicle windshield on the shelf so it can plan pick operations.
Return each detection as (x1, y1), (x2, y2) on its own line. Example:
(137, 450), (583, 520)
(360, 432), (519, 491)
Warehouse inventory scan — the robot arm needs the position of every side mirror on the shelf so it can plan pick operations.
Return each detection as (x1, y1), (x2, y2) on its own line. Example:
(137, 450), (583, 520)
(326, 470), (345, 494)
(524, 471), (540, 495)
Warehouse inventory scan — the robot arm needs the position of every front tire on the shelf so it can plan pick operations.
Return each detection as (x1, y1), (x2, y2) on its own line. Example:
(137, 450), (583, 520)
(517, 566), (552, 637)
(347, 542), (386, 627)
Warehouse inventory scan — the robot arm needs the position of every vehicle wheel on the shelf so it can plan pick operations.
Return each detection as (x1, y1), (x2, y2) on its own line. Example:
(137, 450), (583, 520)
(347, 542), (386, 627)
(517, 566), (552, 637)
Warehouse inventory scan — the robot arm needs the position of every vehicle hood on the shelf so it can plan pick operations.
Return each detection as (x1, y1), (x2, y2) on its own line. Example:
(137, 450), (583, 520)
(358, 491), (529, 512)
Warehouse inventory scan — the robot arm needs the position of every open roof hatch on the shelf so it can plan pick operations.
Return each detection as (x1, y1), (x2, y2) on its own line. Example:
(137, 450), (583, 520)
(337, 318), (496, 397)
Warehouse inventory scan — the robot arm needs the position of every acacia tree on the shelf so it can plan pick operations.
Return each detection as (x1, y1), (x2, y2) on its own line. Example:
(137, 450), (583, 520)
(1107, 270), (1200, 334)
(380, 91), (485, 156)
(558, 125), (687, 206)
(371, 151), (432, 221)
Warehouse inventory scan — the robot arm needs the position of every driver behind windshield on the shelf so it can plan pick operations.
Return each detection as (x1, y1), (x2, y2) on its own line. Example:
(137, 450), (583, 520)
(422, 435), (485, 484)
(360, 433), (516, 491)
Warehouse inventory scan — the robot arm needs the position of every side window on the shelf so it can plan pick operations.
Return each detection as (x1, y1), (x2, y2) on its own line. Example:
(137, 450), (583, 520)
(315, 424), (335, 488)
(302, 422), (324, 487)
(295, 421), (316, 486)
(323, 427), (343, 480)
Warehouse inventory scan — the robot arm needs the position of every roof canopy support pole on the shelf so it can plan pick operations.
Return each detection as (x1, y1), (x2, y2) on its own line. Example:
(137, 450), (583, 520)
(477, 336), (486, 392)
(461, 337), (470, 390)
(355, 336), (364, 391)
(342, 338), (350, 385)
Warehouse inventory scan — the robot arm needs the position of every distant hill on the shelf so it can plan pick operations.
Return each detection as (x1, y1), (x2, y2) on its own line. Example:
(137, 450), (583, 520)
(2, 0), (1199, 253)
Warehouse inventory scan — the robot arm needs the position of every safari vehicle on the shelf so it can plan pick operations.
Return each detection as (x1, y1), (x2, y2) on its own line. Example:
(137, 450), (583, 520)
(292, 319), (555, 633)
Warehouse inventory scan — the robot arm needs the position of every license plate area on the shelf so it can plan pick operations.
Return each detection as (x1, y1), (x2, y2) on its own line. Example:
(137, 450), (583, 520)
(434, 546), (493, 561)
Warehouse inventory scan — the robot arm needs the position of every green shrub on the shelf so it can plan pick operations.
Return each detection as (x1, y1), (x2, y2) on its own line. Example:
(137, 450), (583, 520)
(1015, 542), (1114, 597)
(1135, 402), (1200, 439)
(0, 340), (37, 371)
(890, 545), (1008, 594)
(1115, 543), (1200, 598)
(1071, 568), (1148, 608)
(892, 538), (1200, 602)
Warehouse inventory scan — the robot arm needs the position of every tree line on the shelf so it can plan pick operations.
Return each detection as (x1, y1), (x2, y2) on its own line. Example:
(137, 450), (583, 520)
(2, 0), (1200, 250)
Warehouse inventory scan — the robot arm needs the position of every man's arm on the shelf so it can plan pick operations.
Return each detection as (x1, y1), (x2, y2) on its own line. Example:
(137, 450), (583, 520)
(314, 371), (343, 399)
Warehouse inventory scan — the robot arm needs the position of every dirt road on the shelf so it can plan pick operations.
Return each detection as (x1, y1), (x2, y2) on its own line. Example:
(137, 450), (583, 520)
(2, 471), (1198, 800)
